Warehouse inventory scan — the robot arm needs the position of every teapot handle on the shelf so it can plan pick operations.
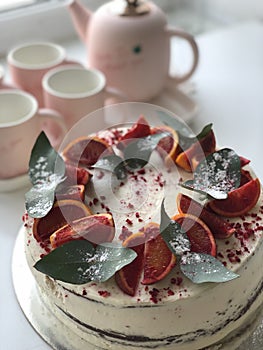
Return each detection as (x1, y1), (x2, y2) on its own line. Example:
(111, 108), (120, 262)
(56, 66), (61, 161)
(166, 27), (199, 84)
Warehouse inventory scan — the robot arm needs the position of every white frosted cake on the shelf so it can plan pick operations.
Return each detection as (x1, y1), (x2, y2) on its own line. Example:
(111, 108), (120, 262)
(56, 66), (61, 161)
(23, 114), (263, 350)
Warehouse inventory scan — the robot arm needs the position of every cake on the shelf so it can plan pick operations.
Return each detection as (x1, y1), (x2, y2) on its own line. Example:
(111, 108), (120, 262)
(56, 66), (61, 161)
(23, 112), (263, 350)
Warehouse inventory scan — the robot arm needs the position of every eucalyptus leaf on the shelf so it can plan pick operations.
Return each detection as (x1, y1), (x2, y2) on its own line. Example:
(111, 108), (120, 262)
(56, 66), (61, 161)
(29, 131), (65, 185)
(90, 243), (137, 282)
(124, 132), (167, 170)
(160, 200), (191, 256)
(34, 240), (137, 285)
(93, 154), (127, 180)
(181, 148), (241, 199)
(157, 110), (213, 151)
(157, 110), (194, 138)
(25, 178), (63, 218)
(180, 252), (239, 283)
(34, 240), (95, 284)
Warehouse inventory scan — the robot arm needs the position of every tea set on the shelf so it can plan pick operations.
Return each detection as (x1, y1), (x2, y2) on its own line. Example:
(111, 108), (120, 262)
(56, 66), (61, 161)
(0, 0), (199, 189)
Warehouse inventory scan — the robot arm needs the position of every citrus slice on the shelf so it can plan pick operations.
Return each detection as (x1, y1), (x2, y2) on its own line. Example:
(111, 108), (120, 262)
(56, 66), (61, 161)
(64, 163), (90, 185)
(151, 125), (179, 166)
(176, 129), (216, 172)
(56, 184), (86, 202)
(171, 213), (217, 256)
(120, 115), (151, 141)
(62, 136), (111, 167)
(141, 223), (176, 285)
(209, 177), (261, 218)
(50, 213), (115, 248)
(32, 199), (92, 242)
(177, 193), (236, 239)
(115, 232), (145, 296)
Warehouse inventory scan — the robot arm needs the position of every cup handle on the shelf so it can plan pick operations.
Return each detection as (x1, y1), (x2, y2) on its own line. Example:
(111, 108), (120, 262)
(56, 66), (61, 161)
(37, 109), (67, 149)
(166, 27), (199, 84)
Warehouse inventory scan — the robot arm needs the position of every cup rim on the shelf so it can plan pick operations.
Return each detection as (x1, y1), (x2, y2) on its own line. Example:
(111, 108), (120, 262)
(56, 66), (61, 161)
(42, 65), (106, 99)
(0, 89), (38, 128)
(7, 41), (66, 70)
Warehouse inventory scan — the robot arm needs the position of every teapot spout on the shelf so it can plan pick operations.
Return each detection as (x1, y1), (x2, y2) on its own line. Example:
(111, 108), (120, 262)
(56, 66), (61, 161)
(68, 0), (92, 43)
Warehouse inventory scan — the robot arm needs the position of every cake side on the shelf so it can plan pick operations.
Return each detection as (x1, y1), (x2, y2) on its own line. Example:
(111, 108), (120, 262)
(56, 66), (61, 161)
(24, 190), (263, 350)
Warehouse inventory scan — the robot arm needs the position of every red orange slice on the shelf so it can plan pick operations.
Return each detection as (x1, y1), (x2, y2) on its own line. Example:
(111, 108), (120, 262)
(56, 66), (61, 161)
(33, 199), (92, 242)
(62, 136), (111, 167)
(50, 213), (115, 248)
(209, 177), (261, 218)
(177, 194), (236, 239)
(176, 129), (216, 172)
(141, 223), (176, 285)
(115, 232), (145, 296)
(119, 115), (151, 141)
(151, 125), (179, 167)
(171, 213), (217, 257)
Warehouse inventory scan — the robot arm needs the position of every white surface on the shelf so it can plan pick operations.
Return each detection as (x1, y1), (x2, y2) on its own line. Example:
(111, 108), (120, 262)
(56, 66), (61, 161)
(1, 21), (263, 349)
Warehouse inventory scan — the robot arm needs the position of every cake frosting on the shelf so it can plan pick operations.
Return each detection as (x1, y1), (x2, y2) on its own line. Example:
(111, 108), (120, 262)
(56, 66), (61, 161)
(23, 117), (263, 350)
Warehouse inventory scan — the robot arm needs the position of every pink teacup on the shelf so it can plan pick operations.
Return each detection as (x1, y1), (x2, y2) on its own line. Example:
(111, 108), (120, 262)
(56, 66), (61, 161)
(42, 65), (125, 130)
(7, 42), (79, 107)
(0, 89), (67, 179)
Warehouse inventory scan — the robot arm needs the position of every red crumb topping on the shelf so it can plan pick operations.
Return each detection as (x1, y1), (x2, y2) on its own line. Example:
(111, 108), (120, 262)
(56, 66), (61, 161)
(149, 288), (160, 304)
(98, 290), (111, 298)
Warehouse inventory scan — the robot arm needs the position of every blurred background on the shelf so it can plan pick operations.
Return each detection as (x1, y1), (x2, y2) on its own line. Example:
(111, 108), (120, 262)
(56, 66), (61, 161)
(0, 0), (263, 56)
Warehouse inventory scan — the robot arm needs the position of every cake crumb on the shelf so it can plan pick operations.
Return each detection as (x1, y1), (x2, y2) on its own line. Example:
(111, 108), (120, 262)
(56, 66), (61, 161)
(98, 290), (111, 298)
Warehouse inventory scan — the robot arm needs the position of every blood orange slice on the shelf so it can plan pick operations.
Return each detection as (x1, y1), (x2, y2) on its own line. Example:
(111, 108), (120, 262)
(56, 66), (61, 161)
(56, 184), (86, 202)
(62, 136), (111, 167)
(177, 193), (236, 239)
(120, 115), (151, 140)
(151, 125), (179, 166)
(115, 232), (145, 296)
(176, 129), (216, 172)
(209, 177), (261, 218)
(50, 213), (115, 248)
(171, 213), (217, 256)
(64, 163), (90, 185)
(141, 223), (176, 285)
(32, 199), (92, 242)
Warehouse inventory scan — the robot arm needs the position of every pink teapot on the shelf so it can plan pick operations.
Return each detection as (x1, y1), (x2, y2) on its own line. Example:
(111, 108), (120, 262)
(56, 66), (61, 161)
(68, 0), (199, 101)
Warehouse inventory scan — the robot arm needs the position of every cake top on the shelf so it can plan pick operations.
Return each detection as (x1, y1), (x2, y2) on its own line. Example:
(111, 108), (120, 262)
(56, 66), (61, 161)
(24, 113), (262, 300)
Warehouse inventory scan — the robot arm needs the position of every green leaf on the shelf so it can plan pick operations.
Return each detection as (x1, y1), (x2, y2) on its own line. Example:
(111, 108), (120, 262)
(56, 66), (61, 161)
(26, 132), (66, 218)
(34, 240), (95, 284)
(157, 110), (194, 138)
(181, 148), (241, 199)
(34, 240), (137, 285)
(25, 180), (59, 218)
(90, 243), (137, 282)
(180, 252), (239, 283)
(93, 154), (127, 180)
(157, 110), (213, 151)
(124, 132), (167, 170)
(160, 200), (191, 256)
(196, 123), (213, 141)
(29, 131), (65, 185)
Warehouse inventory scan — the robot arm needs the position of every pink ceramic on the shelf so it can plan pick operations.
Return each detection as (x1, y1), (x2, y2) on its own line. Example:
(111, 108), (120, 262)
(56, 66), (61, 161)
(68, 0), (199, 101)
(0, 90), (67, 179)
(7, 42), (79, 107)
(42, 65), (125, 130)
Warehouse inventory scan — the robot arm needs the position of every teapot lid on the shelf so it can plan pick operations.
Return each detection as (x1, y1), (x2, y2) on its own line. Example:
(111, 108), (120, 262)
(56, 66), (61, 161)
(112, 0), (151, 16)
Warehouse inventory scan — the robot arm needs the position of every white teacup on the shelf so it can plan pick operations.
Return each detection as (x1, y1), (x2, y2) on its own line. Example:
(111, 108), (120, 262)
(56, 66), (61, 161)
(0, 90), (67, 179)
(7, 42), (79, 107)
(42, 65), (125, 130)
